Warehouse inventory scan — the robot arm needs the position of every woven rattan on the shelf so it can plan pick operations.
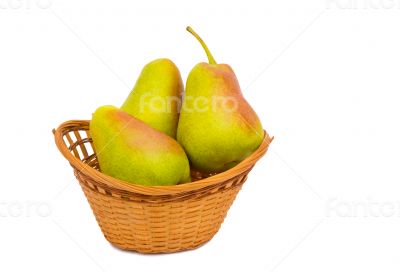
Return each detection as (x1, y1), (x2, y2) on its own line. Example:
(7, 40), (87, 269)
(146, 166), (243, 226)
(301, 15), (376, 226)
(53, 120), (272, 253)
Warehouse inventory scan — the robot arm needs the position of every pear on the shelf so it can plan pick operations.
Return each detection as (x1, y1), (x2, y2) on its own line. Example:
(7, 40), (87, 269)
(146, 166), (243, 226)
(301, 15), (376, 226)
(177, 27), (265, 174)
(121, 58), (183, 138)
(90, 105), (191, 186)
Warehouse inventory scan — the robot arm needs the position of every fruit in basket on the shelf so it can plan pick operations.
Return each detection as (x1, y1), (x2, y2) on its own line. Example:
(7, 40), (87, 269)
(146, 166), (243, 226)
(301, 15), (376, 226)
(90, 105), (191, 186)
(177, 27), (264, 173)
(121, 58), (183, 138)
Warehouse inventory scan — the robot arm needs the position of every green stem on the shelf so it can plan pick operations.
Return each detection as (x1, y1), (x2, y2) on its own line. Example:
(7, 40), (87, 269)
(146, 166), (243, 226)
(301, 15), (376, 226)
(186, 26), (217, 65)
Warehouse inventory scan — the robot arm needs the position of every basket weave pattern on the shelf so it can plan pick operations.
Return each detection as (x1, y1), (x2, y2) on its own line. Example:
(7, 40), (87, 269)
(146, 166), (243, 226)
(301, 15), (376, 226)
(54, 120), (271, 253)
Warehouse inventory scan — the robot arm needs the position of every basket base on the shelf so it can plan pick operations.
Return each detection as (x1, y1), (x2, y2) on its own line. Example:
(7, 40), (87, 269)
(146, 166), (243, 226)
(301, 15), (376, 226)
(105, 232), (217, 254)
(79, 172), (243, 254)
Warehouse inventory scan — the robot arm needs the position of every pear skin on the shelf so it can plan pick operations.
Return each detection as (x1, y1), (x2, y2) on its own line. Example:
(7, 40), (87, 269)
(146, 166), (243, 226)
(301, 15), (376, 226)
(90, 105), (191, 186)
(177, 27), (265, 173)
(121, 58), (183, 138)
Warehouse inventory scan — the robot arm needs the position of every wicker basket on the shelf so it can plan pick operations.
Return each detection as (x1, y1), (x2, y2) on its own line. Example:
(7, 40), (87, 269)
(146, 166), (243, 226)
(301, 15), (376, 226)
(53, 120), (272, 253)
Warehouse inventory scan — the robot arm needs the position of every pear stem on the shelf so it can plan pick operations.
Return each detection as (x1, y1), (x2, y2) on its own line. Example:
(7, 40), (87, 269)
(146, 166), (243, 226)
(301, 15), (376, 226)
(186, 26), (217, 65)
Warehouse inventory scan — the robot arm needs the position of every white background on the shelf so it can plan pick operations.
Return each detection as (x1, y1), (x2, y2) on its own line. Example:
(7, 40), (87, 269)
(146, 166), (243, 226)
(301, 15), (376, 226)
(1, 0), (400, 271)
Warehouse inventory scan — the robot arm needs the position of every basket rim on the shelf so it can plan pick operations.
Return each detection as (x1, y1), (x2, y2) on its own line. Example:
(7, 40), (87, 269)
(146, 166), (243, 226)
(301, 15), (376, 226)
(53, 120), (273, 196)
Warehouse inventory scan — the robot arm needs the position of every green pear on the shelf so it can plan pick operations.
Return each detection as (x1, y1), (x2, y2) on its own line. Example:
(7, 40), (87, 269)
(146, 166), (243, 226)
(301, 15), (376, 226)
(90, 105), (191, 186)
(121, 58), (183, 138)
(177, 27), (265, 174)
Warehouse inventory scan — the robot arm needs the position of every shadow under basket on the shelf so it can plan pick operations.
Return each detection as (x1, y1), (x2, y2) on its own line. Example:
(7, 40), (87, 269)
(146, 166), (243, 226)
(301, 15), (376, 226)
(53, 120), (272, 254)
